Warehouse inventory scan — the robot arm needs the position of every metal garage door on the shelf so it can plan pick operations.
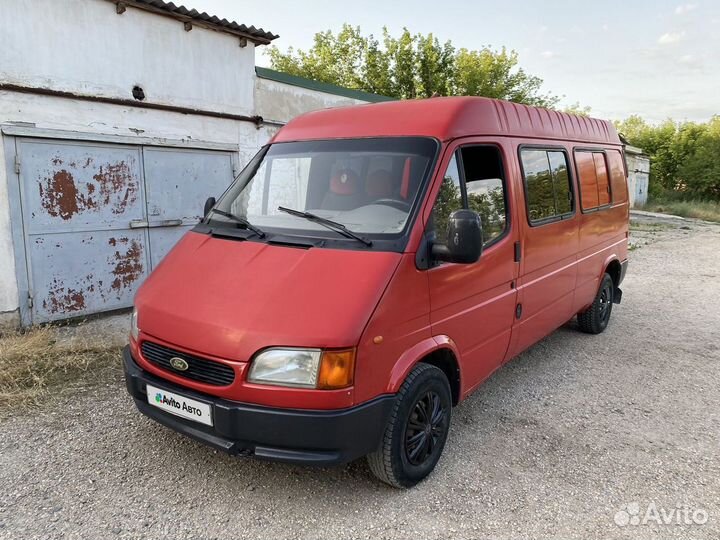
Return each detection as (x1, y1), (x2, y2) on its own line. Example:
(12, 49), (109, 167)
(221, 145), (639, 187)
(16, 138), (234, 323)
(142, 148), (234, 269)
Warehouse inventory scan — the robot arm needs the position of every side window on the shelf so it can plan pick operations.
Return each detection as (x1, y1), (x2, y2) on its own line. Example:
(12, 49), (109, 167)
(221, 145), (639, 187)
(430, 146), (508, 249)
(463, 146), (507, 245)
(606, 150), (628, 204)
(520, 148), (573, 224)
(575, 150), (612, 211)
(594, 153), (611, 206)
(575, 151), (599, 210)
(548, 151), (572, 214)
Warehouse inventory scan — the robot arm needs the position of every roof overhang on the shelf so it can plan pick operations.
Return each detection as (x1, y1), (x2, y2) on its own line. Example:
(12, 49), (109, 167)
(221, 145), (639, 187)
(107, 0), (278, 45)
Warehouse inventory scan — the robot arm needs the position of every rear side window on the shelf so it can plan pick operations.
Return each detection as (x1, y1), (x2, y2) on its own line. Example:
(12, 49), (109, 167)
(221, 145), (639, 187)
(606, 150), (628, 203)
(575, 150), (612, 211)
(575, 152), (599, 210)
(520, 149), (574, 224)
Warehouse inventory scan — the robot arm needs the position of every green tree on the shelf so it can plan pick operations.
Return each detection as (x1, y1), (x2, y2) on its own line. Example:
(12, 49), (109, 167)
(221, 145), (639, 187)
(267, 25), (367, 88)
(267, 24), (558, 107)
(454, 47), (555, 107)
(363, 33), (393, 96)
(615, 115), (720, 201)
(415, 33), (455, 98)
(563, 102), (592, 116)
(676, 117), (720, 198)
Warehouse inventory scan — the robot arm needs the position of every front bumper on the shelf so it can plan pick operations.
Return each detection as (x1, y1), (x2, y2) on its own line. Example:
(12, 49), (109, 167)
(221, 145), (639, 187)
(123, 346), (394, 465)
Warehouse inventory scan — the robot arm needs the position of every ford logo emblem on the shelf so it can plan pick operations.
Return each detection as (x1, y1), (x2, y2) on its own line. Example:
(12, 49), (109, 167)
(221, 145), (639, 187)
(169, 356), (189, 371)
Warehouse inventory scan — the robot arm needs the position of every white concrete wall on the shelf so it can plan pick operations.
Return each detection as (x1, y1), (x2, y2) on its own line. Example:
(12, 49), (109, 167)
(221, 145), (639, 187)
(255, 77), (367, 126)
(626, 153), (650, 208)
(0, 0), (256, 115)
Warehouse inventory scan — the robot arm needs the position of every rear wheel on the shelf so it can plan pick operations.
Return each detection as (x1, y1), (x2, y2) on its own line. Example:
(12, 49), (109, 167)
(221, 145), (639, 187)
(367, 363), (451, 488)
(577, 273), (614, 334)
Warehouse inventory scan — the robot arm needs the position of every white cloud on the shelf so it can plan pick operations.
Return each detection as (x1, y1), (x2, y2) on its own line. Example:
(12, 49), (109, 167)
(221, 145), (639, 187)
(675, 3), (698, 14)
(658, 31), (686, 44)
(540, 50), (555, 58)
(602, 24), (609, 31)
(675, 3), (697, 15)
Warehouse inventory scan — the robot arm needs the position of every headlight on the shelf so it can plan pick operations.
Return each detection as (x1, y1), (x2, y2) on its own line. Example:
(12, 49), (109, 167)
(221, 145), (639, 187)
(248, 348), (321, 388)
(130, 308), (139, 341)
(248, 348), (355, 389)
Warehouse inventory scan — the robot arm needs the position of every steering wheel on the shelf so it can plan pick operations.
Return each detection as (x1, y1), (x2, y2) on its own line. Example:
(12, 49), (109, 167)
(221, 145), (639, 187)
(372, 198), (411, 211)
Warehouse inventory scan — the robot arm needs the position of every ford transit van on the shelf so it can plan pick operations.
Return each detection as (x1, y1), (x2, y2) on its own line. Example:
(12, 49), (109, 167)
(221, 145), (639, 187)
(124, 97), (629, 488)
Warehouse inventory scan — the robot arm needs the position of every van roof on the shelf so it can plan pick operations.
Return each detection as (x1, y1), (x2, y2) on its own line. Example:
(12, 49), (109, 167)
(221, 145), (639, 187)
(272, 96), (620, 146)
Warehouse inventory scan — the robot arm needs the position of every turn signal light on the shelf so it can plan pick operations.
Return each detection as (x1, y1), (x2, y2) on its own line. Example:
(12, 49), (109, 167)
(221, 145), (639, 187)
(317, 349), (356, 389)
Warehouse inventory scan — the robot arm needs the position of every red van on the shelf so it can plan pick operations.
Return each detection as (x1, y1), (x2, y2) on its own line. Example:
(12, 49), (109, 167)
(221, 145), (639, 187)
(124, 97), (629, 488)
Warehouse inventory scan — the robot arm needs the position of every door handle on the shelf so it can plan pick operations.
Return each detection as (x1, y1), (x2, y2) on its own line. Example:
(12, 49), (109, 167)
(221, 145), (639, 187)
(130, 219), (183, 228)
(151, 219), (183, 228)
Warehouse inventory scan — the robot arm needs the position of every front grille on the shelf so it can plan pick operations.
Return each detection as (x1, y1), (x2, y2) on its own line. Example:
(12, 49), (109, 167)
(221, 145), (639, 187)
(141, 341), (235, 386)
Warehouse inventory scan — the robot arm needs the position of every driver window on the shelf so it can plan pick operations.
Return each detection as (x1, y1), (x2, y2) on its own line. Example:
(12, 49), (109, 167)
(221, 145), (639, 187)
(429, 145), (508, 249)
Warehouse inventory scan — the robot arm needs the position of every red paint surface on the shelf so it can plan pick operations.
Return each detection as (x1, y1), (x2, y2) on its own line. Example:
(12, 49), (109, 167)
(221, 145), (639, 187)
(272, 97), (619, 144)
(135, 97), (628, 410)
(134, 232), (401, 408)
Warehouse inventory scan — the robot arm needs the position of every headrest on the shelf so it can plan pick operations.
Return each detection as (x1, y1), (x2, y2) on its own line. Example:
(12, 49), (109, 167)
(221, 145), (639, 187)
(329, 169), (360, 195)
(365, 169), (395, 198)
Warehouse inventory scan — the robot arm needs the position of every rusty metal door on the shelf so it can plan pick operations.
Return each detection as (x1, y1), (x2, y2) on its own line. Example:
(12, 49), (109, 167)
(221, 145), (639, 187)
(141, 147), (234, 268)
(17, 139), (149, 323)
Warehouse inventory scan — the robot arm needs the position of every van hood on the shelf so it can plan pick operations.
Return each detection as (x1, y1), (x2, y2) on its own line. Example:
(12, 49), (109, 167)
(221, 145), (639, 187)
(135, 231), (402, 361)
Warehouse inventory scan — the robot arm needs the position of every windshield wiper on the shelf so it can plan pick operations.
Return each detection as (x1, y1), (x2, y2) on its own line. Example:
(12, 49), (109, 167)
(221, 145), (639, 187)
(207, 208), (266, 238)
(277, 206), (372, 247)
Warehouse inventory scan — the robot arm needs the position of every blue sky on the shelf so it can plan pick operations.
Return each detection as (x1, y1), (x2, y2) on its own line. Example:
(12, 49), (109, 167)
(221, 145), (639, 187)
(193, 0), (719, 122)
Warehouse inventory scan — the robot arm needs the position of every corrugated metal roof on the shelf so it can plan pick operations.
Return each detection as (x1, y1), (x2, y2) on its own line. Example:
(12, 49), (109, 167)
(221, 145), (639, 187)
(115, 0), (278, 43)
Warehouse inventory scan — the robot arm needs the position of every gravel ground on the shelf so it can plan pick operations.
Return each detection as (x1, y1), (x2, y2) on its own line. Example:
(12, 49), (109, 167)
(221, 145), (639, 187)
(1, 216), (719, 540)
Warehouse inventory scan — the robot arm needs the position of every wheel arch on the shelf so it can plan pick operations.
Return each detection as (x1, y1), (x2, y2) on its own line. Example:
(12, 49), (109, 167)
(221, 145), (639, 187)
(386, 336), (462, 406)
(605, 257), (622, 288)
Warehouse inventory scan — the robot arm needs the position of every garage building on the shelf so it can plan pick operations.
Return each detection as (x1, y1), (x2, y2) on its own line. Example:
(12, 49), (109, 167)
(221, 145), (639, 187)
(0, 0), (391, 327)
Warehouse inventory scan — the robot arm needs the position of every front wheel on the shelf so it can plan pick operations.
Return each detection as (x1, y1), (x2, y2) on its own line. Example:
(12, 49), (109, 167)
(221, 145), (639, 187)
(577, 273), (614, 334)
(367, 363), (452, 488)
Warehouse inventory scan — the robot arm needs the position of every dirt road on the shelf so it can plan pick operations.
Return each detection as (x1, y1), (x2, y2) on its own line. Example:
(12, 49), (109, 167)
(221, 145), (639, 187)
(1, 216), (719, 539)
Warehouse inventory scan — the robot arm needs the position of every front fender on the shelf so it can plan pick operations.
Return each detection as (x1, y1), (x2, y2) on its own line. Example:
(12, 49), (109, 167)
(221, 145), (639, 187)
(386, 335), (461, 394)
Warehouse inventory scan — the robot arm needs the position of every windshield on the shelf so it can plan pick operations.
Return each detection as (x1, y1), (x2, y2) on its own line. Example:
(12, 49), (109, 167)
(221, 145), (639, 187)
(212, 137), (438, 240)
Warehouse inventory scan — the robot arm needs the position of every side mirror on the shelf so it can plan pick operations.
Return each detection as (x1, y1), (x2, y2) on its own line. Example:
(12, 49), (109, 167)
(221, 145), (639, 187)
(431, 209), (483, 264)
(203, 197), (216, 217)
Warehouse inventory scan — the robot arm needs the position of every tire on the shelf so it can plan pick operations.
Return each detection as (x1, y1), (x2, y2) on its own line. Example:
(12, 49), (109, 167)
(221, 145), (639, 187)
(577, 273), (615, 334)
(367, 363), (452, 488)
